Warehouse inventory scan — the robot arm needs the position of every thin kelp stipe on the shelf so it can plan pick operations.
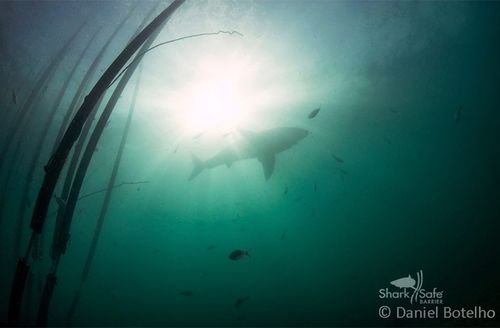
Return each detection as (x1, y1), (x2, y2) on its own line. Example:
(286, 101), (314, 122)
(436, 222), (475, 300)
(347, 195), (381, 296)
(107, 30), (243, 90)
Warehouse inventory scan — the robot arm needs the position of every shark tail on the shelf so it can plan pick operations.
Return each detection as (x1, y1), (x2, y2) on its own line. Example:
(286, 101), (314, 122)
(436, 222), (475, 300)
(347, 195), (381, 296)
(189, 154), (204, 180)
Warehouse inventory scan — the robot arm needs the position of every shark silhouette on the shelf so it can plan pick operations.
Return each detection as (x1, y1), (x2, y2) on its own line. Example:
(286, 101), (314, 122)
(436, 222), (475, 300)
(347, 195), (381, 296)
(189, 127), (310, 180)
(390, 275), (416, 289)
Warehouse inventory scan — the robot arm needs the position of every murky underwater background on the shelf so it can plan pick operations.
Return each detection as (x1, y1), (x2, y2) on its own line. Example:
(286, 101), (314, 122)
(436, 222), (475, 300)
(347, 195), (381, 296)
(0, 0), (499, 326)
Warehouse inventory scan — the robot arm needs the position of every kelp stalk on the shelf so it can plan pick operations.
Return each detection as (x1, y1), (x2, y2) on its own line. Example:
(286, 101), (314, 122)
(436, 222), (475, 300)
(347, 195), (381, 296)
(11, 27), (102, 260)
(66, 64), (143, 326)
(50, 7), (138, 260)
(5, 0), (185, 326)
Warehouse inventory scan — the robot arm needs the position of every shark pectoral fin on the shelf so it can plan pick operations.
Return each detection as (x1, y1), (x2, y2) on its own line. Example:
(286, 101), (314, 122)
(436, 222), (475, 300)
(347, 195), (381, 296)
(189, 154), (204, 181)
(258, 155), (275, 180)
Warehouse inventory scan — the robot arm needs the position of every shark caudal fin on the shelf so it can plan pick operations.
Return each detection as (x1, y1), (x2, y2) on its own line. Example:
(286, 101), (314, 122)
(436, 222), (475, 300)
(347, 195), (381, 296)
(189, 154), (204, 180)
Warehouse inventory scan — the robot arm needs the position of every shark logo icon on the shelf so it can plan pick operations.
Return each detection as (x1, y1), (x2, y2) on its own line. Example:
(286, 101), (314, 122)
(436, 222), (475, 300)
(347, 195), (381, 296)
(390, 275), (416, 289)
(390, 270), (423, 304)
(380, 270), (443, 305)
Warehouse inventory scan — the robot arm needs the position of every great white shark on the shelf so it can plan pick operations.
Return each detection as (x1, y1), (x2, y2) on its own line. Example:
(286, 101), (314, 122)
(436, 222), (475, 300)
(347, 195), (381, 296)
(189, 127), (310, 180)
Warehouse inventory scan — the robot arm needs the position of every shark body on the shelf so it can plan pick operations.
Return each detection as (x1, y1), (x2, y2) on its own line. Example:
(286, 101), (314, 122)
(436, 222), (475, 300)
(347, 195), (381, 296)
(189, 127), (309, 180)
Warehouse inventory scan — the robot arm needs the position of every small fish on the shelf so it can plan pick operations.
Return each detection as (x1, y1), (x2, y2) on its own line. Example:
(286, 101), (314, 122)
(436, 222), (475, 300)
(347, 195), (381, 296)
(228, 249), (250, 261)
(179, 291), (194, 297)
(389, 108), (399, 114)
(12, 90), (17, 104)
(234, 296), (250, 309)
(284, 185), (288, 195)
(331, 153), (344, 163)
(454, 105), (462, 123)
(206, 245), (216, 251)
(336, 168), (348, 175)
(390, 275), (416, 289)
(308, 107), (321, 119)
(173, 145), (179, 154)
(193, 132), (205, 139)
(136, 187), (141, 191)
(280, 231), (287, 240)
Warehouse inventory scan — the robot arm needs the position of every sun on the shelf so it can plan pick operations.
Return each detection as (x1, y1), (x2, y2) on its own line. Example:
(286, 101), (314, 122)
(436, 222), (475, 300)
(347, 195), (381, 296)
(174, 54), (257, 135)
(185, 76), (247, 133)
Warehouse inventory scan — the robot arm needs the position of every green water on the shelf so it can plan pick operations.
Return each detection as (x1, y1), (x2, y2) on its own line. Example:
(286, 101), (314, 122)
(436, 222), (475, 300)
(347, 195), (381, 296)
(0, 1), (499, 326)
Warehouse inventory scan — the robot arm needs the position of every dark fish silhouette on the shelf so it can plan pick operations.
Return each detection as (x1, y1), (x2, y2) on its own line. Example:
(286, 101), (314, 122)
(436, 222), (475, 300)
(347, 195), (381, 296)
(206, 245), (216, 251)
(308, 107), (321, 119)
(194, 131), (205, 139)
(12, 90), (17, 104)
(234, 296), (250, 309)
(284, 185), (288, 194)
(454, 105), (462, 123)
(331, 153), (344, 163)
(336, 168), (348, 175)
(228, 249), (250, 261)
(179, 291), (194, 297)
(389, 108), (399, 114)
(280, 231), (287, 240)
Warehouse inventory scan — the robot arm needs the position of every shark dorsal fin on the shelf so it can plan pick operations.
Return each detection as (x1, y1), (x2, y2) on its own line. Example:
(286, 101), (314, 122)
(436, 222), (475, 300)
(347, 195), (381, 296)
(258, 154), (275, 180)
